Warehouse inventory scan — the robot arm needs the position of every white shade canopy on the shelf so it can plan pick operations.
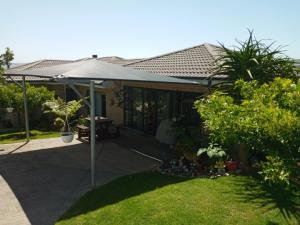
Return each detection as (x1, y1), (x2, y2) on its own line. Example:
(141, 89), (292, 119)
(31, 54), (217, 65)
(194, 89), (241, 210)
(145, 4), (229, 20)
(5, 59), (200, 85)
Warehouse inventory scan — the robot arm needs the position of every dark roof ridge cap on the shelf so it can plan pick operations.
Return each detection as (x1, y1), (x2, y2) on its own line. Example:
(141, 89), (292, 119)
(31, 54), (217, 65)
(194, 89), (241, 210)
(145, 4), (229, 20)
(124, 43), (216, 66)
(98, 56), (125, 59)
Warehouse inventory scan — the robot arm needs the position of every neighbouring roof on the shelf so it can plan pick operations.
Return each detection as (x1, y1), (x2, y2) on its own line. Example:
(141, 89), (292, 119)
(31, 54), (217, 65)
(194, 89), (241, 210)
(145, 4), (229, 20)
(3, 63), (25, 69)
(97, 56), (143, 65)
(6, 57), (143, 82)
(125, 43), (224, 79)
(295, 59), (300, 68)
(5, 59), (89, 82)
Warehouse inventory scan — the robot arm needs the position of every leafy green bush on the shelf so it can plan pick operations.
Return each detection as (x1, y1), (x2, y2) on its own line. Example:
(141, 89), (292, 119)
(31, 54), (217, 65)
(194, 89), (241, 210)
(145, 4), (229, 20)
(198, 143), (227, 171)
(194, 78), (300, 184)
(259, 156), (290, 185)
(26, 85), (55, 109)
(198, 143), (226, 158)
(0, 83), (55, 110)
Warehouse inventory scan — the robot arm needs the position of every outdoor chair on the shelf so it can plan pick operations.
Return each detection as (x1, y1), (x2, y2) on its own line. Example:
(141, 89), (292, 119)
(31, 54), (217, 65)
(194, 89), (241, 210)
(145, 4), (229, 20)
(76, 124), (90, 142)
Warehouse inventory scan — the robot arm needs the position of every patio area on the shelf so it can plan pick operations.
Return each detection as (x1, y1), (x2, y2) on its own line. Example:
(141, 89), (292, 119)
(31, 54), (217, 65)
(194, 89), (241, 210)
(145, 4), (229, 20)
(0, 130), (159, 225)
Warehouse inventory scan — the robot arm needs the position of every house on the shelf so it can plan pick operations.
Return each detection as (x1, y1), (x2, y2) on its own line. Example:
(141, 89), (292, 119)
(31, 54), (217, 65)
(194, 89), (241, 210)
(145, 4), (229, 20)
(6, 43), (222, 134)
(112, 43), (222, 134)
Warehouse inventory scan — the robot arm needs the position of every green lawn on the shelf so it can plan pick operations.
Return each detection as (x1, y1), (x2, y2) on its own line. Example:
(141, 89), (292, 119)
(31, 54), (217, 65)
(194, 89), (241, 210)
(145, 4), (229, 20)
(0, 129), (60, 144)
(56, 172), (299, 225)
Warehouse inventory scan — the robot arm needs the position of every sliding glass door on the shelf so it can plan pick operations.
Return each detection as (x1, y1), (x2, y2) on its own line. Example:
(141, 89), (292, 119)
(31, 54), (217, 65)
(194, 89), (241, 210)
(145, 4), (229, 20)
(143, 89), (157, 134)
(132, 88), (144, 130)
(124, 86), (200, 135)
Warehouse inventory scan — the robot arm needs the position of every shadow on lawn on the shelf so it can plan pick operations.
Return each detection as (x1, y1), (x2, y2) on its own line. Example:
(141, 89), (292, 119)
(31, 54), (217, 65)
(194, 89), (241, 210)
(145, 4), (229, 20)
(58, 172), (191, 221)
(0, 131), (42, 141)
(231, 175), (300, 223)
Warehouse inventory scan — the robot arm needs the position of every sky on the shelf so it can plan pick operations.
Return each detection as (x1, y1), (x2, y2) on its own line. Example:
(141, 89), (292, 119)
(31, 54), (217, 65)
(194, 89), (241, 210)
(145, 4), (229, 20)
(1, 0), (299, 63)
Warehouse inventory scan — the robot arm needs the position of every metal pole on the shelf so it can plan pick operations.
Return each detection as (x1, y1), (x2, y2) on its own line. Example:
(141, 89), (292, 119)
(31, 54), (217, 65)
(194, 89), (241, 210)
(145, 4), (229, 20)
(90, 80), (96, 188)
(22, 76), (30, 141)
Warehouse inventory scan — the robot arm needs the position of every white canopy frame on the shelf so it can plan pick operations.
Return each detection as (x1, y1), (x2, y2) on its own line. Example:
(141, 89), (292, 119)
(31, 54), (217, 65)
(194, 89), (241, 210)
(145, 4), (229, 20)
(5, 75), (30, 141)
(4, 60), (200, 188)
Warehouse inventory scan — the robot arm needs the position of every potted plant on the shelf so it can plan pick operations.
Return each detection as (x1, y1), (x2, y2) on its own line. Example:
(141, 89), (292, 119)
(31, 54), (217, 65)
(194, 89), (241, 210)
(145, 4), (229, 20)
(43, 98), (82, 143)
(215, 160), (226, 175)
(198, 143), (227, 175)
(173, 118), (202, 163)
(6, 98), (14, 112)
(6, 107), (14, 113)
(226, 160), (238, 171)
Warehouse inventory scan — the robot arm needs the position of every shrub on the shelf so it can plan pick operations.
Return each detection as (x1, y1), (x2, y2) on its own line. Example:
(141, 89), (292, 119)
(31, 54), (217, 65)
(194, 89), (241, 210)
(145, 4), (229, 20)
(0, 83), (55, 110)
(259, 156), (290, 185)
(194, 78), (300, 184)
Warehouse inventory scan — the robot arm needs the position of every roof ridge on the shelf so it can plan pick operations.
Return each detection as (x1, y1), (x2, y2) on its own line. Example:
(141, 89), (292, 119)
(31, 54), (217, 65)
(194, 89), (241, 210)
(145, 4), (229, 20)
(98, 56), (124, 59)
(44, 59), (72, 61)
(11, 60), (46, 71)
(8, 59), (79, 71)
(203, 43), (220, 61)
(125, 43), (215, 66)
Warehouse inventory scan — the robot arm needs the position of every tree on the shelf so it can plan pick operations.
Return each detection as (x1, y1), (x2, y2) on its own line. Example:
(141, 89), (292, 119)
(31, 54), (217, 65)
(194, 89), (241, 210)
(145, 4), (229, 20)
(0, 54), (4, 83)
(194, 78), (300, 184)
(0, 47), (14, 83)
(1, 47), (14, 69)
(0, 66), (3, 83)
(213, 30), (297, 85)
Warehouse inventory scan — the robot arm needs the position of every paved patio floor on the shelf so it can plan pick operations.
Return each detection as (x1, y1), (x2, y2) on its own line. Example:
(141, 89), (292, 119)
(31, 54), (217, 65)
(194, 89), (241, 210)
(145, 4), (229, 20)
(0, 137), (157, 225)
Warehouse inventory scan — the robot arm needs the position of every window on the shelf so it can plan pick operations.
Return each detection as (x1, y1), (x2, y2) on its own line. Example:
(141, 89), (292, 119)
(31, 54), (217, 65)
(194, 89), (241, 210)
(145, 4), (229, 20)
(124, 86), (201, 134)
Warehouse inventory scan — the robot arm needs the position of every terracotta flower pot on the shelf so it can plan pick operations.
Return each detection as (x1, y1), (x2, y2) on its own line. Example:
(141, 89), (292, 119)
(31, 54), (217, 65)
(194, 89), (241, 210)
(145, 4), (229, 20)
(226, 161), (238, 171)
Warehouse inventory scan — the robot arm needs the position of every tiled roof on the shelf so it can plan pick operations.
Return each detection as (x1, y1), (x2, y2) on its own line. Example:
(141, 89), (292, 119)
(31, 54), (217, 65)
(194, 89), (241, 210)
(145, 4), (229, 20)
(98, 56), (143, 65)
(125, 43), (225, 78)
(6, 57), (143, 82)
(5, 59), (81, 82)
(8, 59), (74, 72)
(5, 43), (226, 81)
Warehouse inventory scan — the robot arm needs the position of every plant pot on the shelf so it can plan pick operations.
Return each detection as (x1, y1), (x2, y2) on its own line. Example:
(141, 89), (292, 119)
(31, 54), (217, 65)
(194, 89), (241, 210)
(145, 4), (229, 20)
(61, 132), (74, 143)
(217, 168), (225, 175)
(6, 107), (14, 113)
(226, 161), (238, 171)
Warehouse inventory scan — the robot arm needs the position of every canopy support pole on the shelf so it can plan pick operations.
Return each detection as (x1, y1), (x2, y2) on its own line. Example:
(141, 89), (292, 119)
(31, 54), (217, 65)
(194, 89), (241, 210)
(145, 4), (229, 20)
(67, 83), (91, 108)
(22, 76), (30, 141)
(90, 80), (96, 188)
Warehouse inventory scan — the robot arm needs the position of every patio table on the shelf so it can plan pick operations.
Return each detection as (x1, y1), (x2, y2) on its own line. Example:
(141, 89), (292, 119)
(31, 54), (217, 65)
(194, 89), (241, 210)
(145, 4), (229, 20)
(86, 116), (113, 139)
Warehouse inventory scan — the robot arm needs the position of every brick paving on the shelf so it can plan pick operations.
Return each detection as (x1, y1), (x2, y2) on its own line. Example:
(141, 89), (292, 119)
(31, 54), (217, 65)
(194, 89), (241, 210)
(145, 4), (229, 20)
(0, 136), (157, 225)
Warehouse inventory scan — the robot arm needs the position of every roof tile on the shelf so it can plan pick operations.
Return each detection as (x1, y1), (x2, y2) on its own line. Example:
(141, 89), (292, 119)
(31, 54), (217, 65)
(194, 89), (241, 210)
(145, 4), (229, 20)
(125, 43), (223, 78)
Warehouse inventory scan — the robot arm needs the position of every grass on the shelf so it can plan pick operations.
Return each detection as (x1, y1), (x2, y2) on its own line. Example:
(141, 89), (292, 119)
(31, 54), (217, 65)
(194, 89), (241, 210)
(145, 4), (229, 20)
(56, 172), (300, 225)
(0, 129), (60, 144)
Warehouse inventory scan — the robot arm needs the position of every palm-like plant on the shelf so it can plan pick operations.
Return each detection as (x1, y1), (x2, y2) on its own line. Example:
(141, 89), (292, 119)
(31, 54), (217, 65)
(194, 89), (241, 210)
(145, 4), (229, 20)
(213, 30), (297, 85)
(43, 98), (82, 132)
